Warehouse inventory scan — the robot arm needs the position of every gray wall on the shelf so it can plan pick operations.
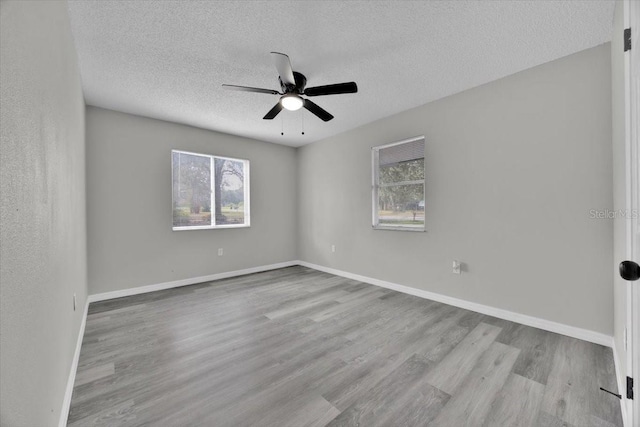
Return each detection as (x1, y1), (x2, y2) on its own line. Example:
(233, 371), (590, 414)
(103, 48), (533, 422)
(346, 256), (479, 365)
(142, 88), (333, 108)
(611, 0), (628, 386)
(298, 44), (614, 335)
(86, 107), (297, 294)
(0, 1), (88, 425)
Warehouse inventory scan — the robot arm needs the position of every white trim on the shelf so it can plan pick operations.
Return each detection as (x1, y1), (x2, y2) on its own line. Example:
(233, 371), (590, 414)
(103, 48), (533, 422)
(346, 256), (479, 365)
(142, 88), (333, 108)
(371, 136), (426, 232)
(171, 150), (250, 231)
(58, 299), (89, 427)
(371, 225), (427, 232)
(297, 261), (614, 348)
(613, 342), (629, 427)
(88, 261), (298, 303)
(623, 0), (639, 424)
(373, 135), (425, 150)
(172, 224), (250, 231)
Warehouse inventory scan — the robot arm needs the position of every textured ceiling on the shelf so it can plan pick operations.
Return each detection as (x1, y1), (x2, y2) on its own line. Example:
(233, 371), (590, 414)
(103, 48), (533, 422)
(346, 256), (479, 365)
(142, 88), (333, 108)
(67, 0), (614, 147)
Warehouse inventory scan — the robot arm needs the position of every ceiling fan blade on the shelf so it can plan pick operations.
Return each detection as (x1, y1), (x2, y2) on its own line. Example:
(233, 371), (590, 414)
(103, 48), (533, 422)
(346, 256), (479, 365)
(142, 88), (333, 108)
(303, 99), (334, 122)
(222, 84), (280, 95)
(263, 103), (284, 120)
(304, 82), (358, 97)
(271, 52), (296, 86)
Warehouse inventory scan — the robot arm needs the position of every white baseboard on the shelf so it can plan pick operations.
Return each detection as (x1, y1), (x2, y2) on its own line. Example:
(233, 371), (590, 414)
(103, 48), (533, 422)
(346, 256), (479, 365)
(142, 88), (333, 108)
(297, 260), (614, 348)
(612, 343), (629, 427)
(59, 299), (89, 427)
(87, 261), (298, 303)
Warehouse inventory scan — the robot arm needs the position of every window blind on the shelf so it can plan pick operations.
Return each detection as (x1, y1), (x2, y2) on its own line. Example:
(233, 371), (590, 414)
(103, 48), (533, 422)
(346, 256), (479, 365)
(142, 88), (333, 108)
(378, 138), (425, 167)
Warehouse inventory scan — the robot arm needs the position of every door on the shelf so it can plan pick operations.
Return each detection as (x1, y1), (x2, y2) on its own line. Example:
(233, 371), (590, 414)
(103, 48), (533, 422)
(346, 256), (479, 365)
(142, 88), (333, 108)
(623, 0), (640, 425)
(630, 0), (640, 423)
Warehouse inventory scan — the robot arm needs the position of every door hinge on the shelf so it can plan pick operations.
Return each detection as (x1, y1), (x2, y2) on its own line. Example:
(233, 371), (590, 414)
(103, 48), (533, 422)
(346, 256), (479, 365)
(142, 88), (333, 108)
(624, 28), (631, 52)
(628, 376), (634, 400)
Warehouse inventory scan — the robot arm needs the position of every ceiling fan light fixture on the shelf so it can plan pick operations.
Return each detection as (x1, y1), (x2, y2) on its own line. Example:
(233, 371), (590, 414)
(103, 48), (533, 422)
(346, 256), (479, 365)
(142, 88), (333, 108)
(281, 94), (303, 111)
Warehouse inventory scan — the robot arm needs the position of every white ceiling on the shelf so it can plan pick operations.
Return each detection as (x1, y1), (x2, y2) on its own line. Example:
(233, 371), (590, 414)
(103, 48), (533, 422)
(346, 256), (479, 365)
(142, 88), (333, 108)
(67, 0), (615, 147)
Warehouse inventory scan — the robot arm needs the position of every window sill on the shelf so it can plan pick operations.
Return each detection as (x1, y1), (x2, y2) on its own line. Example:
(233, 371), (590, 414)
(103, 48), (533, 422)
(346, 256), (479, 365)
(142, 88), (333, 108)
(372, 225), (426, 232)
(173, 224), (250, 231)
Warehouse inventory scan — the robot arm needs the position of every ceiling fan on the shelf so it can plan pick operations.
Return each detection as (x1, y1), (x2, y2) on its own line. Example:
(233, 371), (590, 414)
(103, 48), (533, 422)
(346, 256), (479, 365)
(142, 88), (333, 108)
(222, 52), (358, 122)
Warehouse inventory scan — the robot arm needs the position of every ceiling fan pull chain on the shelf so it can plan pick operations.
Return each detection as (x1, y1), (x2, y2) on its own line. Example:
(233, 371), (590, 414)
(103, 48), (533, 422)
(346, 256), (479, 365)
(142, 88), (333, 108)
(281, 114), (284, 136)
(301, 110), (305, 135)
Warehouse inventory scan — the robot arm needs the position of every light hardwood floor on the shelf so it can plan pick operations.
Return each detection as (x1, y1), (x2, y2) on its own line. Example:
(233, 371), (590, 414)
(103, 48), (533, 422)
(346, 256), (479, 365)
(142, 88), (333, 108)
(68, 266), (623, 426)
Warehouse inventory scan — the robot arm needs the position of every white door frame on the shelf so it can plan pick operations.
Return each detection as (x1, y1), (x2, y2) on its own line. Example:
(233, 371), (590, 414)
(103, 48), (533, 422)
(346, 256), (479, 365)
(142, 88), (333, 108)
(623, 0), (639, 425)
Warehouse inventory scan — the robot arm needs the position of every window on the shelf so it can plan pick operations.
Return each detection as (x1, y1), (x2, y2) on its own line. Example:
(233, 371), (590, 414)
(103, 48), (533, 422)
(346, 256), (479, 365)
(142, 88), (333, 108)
(372, 136), (425, 231)
(172, 150), (250, 230)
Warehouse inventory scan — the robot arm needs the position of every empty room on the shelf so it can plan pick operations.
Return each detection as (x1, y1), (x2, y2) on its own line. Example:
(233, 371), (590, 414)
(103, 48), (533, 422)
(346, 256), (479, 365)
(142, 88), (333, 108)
(2, 0), (640, 426)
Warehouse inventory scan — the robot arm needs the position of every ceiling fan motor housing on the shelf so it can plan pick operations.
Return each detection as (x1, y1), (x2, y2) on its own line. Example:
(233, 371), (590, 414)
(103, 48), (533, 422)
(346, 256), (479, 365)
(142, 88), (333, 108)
(280, 71), (307, 94)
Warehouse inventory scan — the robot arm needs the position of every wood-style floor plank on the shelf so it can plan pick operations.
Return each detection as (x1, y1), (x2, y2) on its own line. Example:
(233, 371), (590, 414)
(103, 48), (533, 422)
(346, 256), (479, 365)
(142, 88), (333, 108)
(423, 322), (502, 394)
(73, 363), (115, 388)
(541, 336), (607, 426)
(496, 322), (559, 385)
(67, 266), (623, 426)
(326, 354), (437, 427)
(483, 373), (545, 427)
(429, 341), (520, 426)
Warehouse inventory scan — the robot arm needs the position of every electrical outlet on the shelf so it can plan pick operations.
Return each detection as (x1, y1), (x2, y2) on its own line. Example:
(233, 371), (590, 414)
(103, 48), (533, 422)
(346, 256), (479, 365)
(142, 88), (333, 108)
(218, 248), (224, 256)
(73, 293), (77, 311)
(331, 245), (336, 253)
(452, 260), (461, 274)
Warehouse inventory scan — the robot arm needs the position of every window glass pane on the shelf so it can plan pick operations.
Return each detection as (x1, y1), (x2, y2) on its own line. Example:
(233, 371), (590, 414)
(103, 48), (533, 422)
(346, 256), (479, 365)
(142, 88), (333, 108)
(214, 158), (245, 225)
(172, 152), (212, 227)
(373, 137), (425, 230)
(377, 183), (424, 228)
(379, 158), (424, 184)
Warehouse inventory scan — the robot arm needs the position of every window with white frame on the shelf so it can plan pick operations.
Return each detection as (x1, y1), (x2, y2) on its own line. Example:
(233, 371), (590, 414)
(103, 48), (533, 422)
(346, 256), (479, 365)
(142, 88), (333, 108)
(172, 150), (250, 230)
(372, 136), (425, 231)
